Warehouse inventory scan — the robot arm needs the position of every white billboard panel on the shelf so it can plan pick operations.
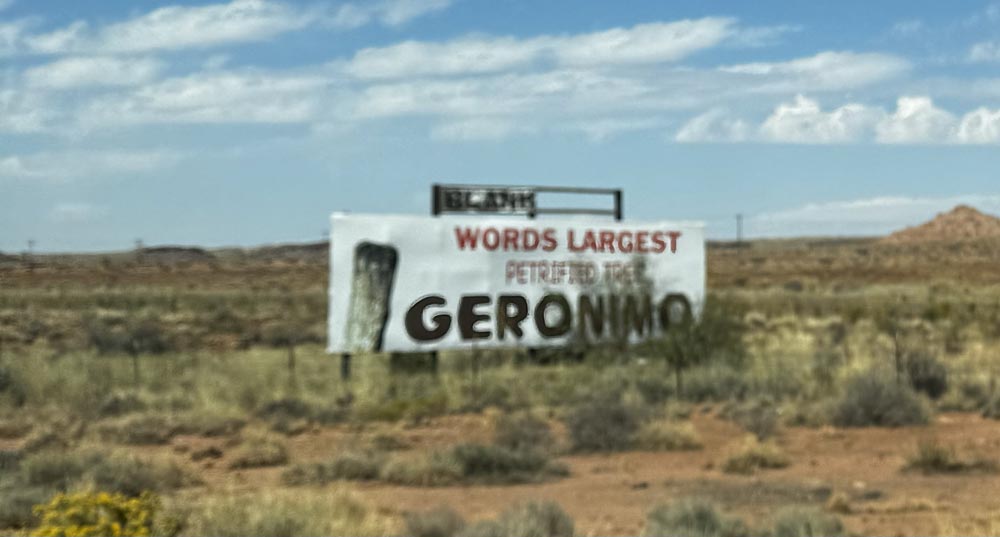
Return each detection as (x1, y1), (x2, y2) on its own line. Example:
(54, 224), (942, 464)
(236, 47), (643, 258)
(328, 214), (705, 353)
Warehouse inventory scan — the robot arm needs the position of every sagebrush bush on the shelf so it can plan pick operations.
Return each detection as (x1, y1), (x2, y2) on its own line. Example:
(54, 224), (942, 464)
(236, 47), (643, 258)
(563, 392), (643, 452)
(903, 440), (998, 474)
(459, 501), (573, 537)
(722, 398), (780, 440)
(97, 392), (148, 418)
(448, 443), (568, 484)
(19, 450), (101, 489)
(493, 412), (556, 454)
(642, 500), (748, 537)
(771, 507), (844, 537)
(634, 420), (702, 451)
(100, 414), (176, 445)
(721, 437), (790, 475)
(380, 452), (463, 487)
(380, 443), (566, 487)
(282, 452), (382, 485)
(89, 453), (194, 496)
(405, 506), (466, 537)
(175, 490), (397, 537)
(831, 374), (930, 427)
(30, 491), (160, 537)
(905, 351), (948, 400)
(228, 436), (289, 469)
(0, 487), (51, 530)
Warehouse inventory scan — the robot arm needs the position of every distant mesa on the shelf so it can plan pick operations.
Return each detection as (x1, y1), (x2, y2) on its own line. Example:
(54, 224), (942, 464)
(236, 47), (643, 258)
(883, 204), (1000, 244)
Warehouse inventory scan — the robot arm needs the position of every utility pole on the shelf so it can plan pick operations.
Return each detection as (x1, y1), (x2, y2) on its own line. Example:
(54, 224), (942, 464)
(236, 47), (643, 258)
(736, 214), (744, 245)
(26, 239), (35, 273)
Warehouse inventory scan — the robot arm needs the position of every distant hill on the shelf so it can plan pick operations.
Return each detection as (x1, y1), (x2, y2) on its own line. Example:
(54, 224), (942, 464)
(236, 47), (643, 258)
(883, 205), (1000, 244)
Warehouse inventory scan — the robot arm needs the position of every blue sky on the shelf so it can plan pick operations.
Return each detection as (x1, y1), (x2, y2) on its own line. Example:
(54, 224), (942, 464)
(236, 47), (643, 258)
(3, 0), (1000, 252)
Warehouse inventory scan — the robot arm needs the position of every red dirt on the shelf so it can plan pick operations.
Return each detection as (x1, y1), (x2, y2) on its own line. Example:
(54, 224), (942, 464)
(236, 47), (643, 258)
(159, 411), (1000, 536)
(883, 205), (1000, 244)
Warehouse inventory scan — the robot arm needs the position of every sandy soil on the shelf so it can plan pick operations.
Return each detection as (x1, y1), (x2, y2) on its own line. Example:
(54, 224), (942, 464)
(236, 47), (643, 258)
(155, 410), (1000, 536)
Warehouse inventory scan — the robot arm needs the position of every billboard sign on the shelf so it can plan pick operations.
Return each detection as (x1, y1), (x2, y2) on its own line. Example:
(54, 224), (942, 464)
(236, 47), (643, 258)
(328, 214), (705, 353)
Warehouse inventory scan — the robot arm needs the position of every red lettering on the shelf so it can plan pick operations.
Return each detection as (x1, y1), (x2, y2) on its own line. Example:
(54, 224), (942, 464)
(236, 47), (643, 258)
(455, 227), (479, 250)
(542, 229), (557, 251)
(598, 230), (615, 253)
(503, 228), (519, 251)
(667, 231), (681, 253)
(524, 228), (540, 250)
(617, 231), (633, 253)
(635, 231), (649, 253)
(482, 228), (500, 250)
(651, 232), (666, 253)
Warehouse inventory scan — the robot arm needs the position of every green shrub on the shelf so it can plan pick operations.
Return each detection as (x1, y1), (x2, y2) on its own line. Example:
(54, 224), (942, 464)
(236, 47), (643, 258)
(405, 506), (466, 537)
(721, 438), (790, 475)
(0, 487), (51, 529)
(100, 414), (176, 445)
(905, 351), (948, 400)
(772, 507), (844, 537)
(0, 416), (33, 439)
(903, 440), (998, 474)
(380, 452), (463, 487)
(460, 501), (574, 537)
(228, 436), (289, 469)
(448, 443), (567, 484)
(722, 398), (779, 440)
(0, 448), (20, 472)
(634, 421), (702, 451)
(89, 453), (194, 496)
(831, 374), (930, 427)
(19, 450), (101, 489)
(170, 490), (396, 537)
(493, 412), (555, 454)
(97, 392), (147, 417)
(563, 392), (643, 452)
(282, 452), (382, 485)
(642, 500), (748, 537)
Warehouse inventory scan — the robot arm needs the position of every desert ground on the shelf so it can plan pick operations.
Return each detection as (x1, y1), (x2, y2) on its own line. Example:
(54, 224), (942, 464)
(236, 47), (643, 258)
(3, 205), (1000, 536)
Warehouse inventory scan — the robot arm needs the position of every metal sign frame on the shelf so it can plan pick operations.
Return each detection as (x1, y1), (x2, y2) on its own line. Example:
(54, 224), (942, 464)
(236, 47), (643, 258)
(432, 183), (623, 221)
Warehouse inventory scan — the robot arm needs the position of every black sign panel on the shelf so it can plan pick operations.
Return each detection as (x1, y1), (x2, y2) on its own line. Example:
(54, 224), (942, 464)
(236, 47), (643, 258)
(432, 184), (623, 221)
(435, 186), (536, 215)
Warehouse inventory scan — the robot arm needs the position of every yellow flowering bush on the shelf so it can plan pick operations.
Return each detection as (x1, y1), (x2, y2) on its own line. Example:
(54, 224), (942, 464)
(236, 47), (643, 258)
(30, 491), (159, 537)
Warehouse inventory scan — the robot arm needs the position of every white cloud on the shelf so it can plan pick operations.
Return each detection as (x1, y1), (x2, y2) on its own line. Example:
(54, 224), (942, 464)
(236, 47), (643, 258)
(0, 0), (14, 12)
(0, 20), (26, 55)
(569, 117), (663, 142)
(30, 0), (317, 54)
(25, 57), (163, 89)
(889, 19), (924, 38)
(430, 118), (531, 141)
(375, 0), (452, 26)
(552, 18), (735, 66)
(15, 0), (452, 56)
(345, 18), (740, 79)
(970, 41), (1000, 63)
(760, 95), (881, 143)
(49, 202), (107, 223)
(330, 0), (452, 28)
(0, 149), (182, 181)
(955, 107), (1000, 144)
(748, 194), (1000, 238)
(720, 51), (910, 92)
(346, 37), (543, 79)
(675, 108), (750, 142)
(79, 71), (327, 127)
(875, 96), (956, 144)
(0, 89), (54, 133)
